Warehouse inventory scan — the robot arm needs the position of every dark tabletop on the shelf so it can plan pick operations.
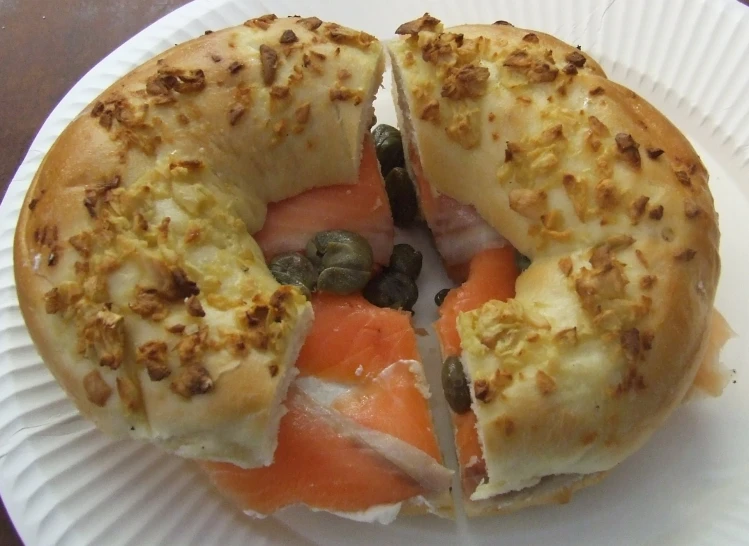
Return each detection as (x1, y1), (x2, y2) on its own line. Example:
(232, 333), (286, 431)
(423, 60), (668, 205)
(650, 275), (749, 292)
(1, 1), (748, 544)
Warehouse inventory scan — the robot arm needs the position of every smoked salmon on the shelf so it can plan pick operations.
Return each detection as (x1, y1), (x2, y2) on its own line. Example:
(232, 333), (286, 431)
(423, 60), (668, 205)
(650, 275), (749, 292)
(435, 247), (519, 496)
(200, 138), (450, 520)
(254, 137), (394, 266)
(199, 294), (451, 518)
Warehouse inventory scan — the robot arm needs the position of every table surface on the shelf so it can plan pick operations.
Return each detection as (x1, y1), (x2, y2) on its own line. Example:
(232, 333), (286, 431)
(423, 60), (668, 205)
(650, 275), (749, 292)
(1, 0), (748, 544)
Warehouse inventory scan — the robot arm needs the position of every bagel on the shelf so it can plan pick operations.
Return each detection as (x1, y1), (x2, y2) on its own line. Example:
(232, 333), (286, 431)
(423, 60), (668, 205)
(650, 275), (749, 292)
(387, 16), (721, 513)
(13, 15), (386, 468)
(13, 9), (726, 521)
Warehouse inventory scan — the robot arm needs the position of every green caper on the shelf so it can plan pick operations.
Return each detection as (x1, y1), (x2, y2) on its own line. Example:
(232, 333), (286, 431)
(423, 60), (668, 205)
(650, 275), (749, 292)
(306, 230), (373, 294)
(268, 252), (317, 298)
(389, 243), (423, 280)
(515, 249), (531, 273)
(385, 167), (419, 228)
(317, 268), (372, 294)
(372, 124), (405, 177)
(441, 356), (472, 414)
(363, 271), (418, 312)
(434, 288), (451, 306)
(306, 230), (374, 270)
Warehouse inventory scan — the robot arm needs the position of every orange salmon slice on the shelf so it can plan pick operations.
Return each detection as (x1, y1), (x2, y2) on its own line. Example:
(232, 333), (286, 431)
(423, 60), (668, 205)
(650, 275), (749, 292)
(199, 294), (445, 515)
(202, 391), (429, 514)
(434, 246), (519, 492)
(332, 358), (441, 459)
(254, 137), (394, 265)
(296, 292), (420, 382)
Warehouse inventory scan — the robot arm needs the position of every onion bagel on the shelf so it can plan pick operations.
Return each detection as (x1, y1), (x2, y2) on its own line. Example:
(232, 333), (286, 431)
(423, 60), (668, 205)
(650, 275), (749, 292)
(13, 9), (725, 520)
(388, 16), (721, 512)
(14, 15), (385, 468)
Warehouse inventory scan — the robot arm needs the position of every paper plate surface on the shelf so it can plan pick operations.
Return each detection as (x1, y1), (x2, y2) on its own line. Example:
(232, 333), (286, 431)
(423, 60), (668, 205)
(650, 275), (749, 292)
(1, 0), (748, 544)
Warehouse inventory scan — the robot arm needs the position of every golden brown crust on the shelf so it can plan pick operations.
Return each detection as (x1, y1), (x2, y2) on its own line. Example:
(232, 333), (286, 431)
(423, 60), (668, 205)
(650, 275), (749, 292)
(14, 16), (385, 467)
(389, 16), (720, 506)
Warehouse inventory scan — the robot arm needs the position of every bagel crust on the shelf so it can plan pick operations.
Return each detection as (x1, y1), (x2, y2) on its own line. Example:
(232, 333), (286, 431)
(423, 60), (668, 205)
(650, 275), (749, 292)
(14, 15), (385, 467)
(388, 19), (720, 505)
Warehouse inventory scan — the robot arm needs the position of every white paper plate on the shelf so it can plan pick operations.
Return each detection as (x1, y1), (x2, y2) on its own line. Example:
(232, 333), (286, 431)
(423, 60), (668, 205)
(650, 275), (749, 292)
(2, 0), (749, 544)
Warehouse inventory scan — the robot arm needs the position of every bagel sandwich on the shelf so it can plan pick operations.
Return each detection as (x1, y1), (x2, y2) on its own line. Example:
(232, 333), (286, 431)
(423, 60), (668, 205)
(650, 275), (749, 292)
(387, 15), (722, 515)
(14, 15), (387, 469)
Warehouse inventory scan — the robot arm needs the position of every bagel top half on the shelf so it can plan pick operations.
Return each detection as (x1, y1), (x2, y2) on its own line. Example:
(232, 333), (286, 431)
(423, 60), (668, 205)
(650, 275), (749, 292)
(14, 15), (385, 468)
(388, 16), (720, 501)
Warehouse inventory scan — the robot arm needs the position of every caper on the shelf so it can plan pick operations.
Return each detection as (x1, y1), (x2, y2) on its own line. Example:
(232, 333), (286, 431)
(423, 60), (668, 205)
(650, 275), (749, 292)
(515, 249), (531, 273)
(306, 230), (373, 294)
(441, 356), (472, 414)
(317, 267), (373, 295)
(363, 271), (418, 312)
(385, 167), (419, 228)
(434, 288), (450, 306)
(372, 124), (405, 177)
(306, 230), (374, 270)
(389, 243), (423, 280)
(268, 252), (317, 298)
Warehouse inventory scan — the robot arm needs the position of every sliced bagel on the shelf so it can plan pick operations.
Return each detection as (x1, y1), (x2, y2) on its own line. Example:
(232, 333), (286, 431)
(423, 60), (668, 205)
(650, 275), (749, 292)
(388, 16), (721, 513)
(14, 15), (385, 468)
